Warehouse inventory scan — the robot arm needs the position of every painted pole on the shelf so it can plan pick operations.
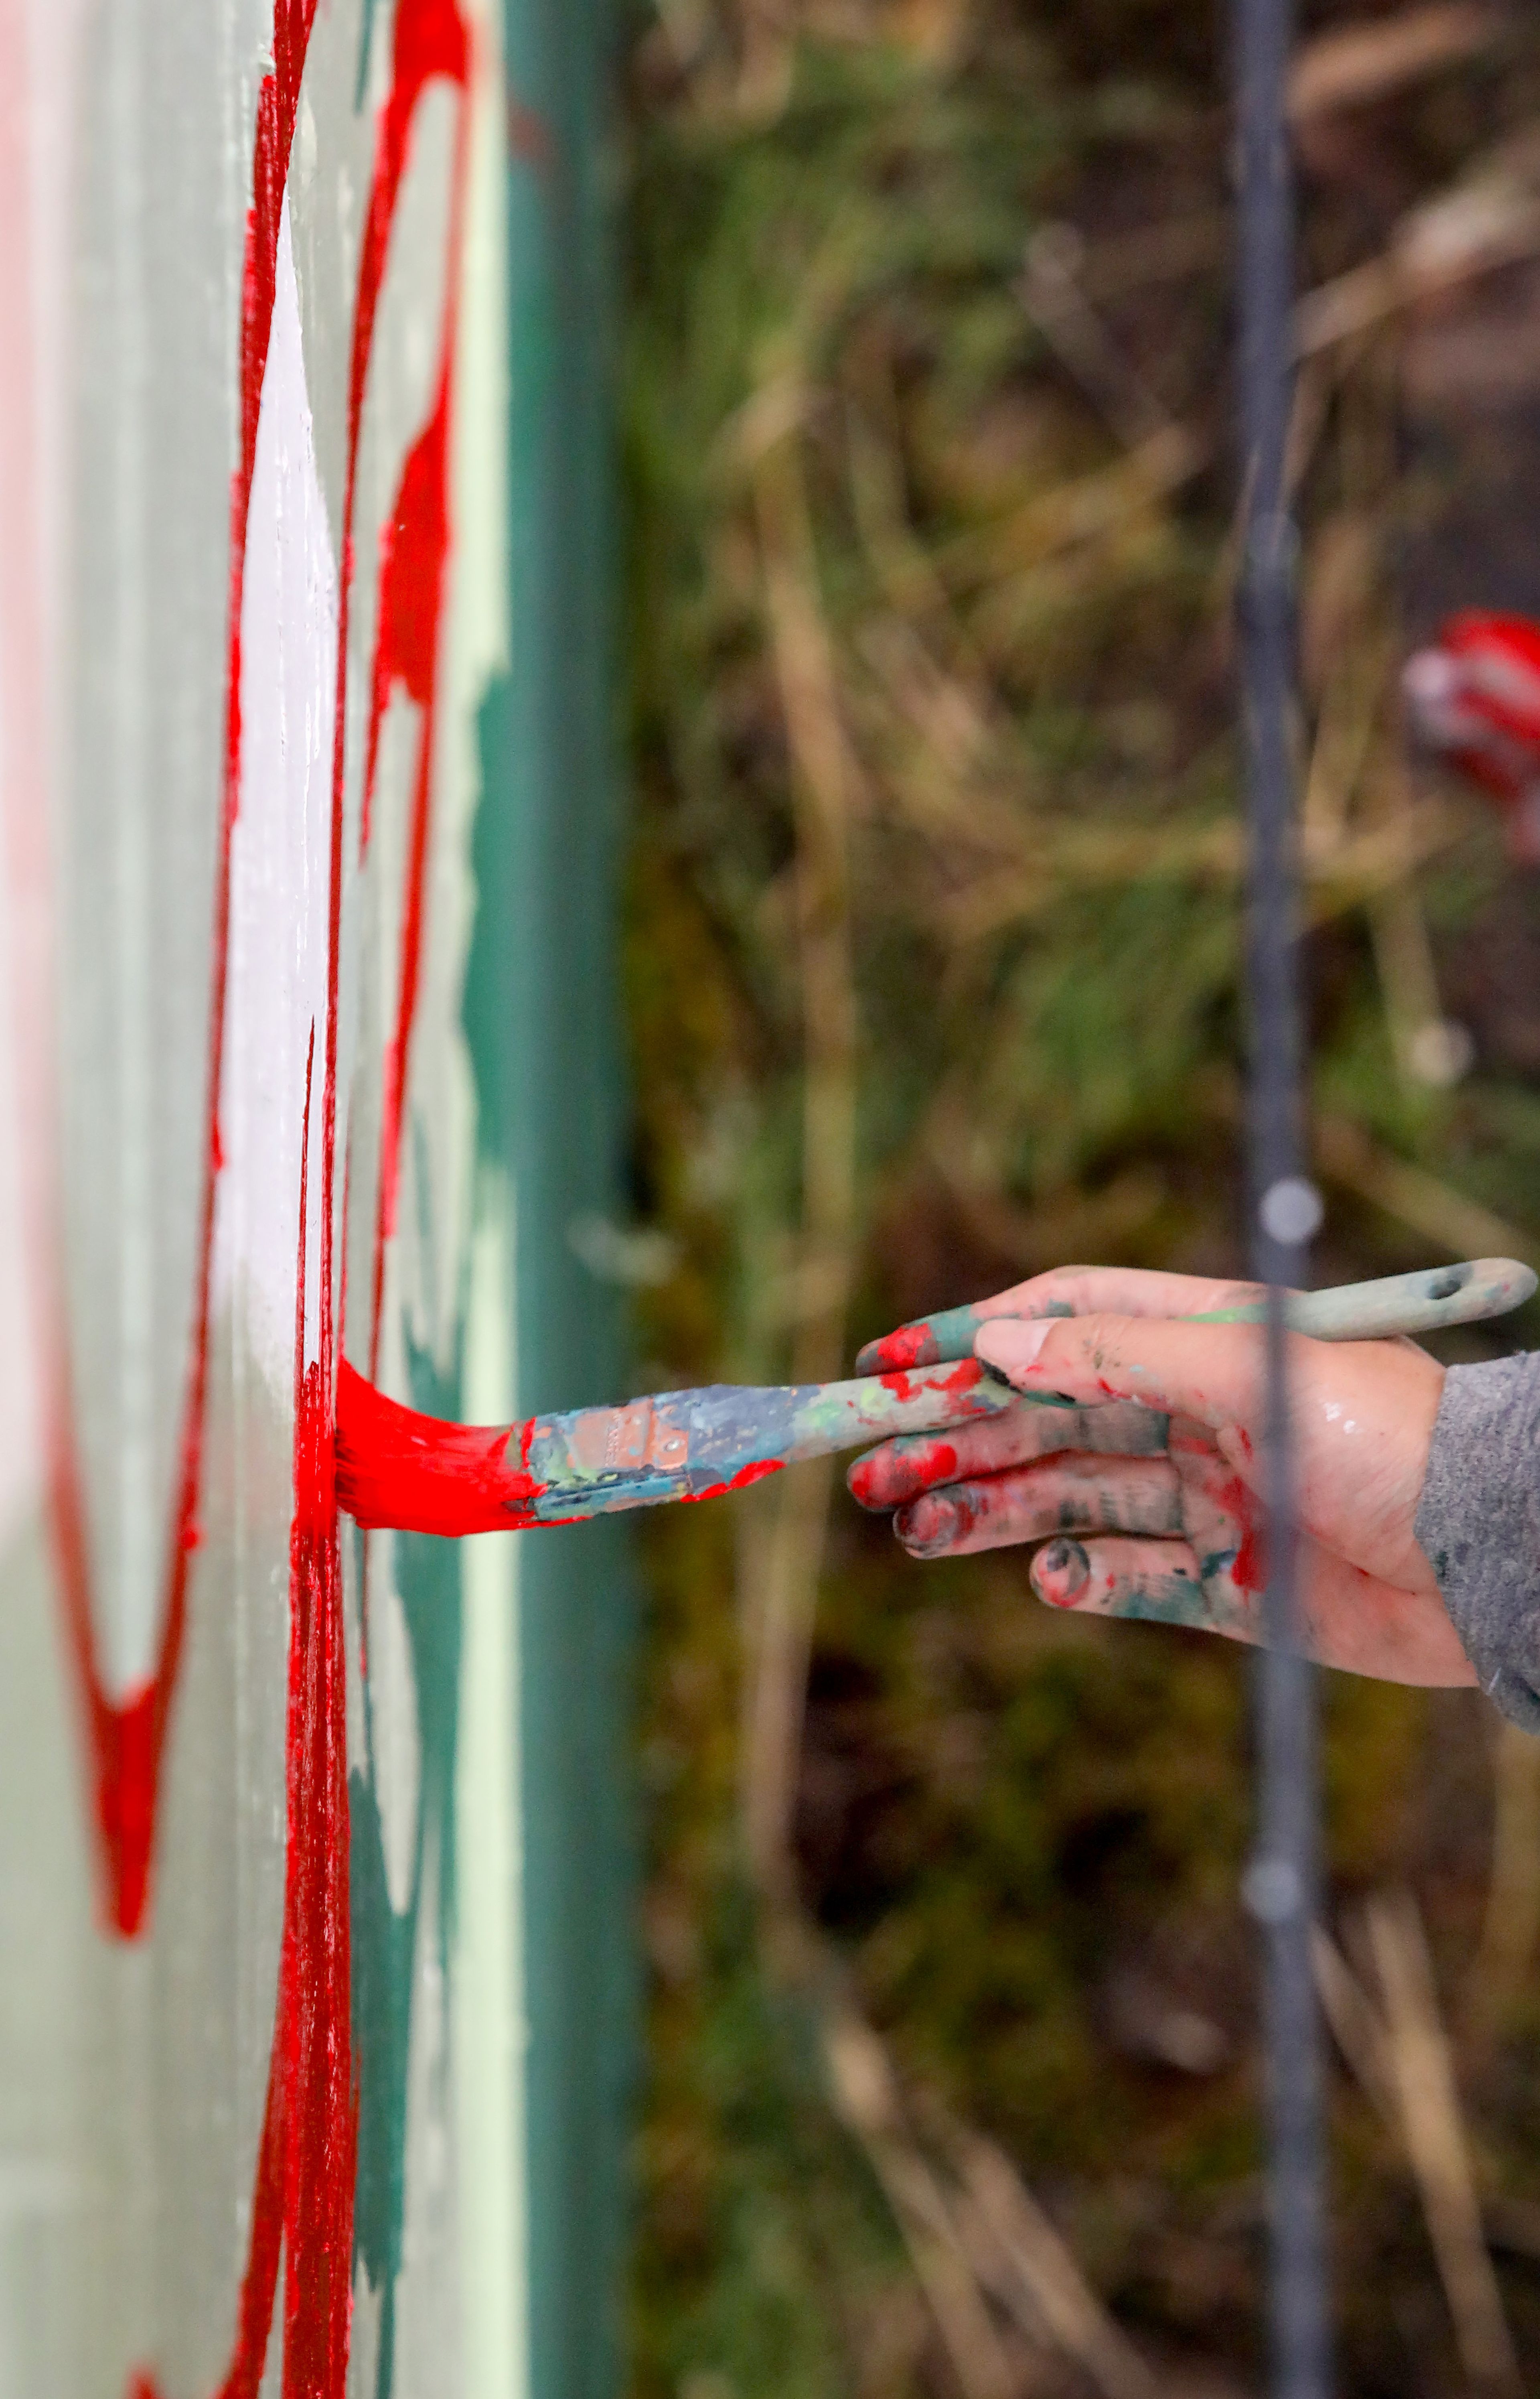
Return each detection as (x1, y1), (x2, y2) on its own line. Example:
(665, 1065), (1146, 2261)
(1233, 0), (1333, 2391)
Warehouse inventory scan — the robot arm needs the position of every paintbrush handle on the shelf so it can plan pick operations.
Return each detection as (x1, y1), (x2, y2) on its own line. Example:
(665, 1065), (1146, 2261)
(521, 1360), (1019, 1521)
(335, 1356), (1021, 1534)
(336, 1261), (1537, 1535)
(856, 1257), (1536, 1373)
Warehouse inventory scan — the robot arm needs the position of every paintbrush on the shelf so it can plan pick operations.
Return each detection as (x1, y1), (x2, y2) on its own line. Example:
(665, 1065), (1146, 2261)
(334, 1256), (1536, 1535)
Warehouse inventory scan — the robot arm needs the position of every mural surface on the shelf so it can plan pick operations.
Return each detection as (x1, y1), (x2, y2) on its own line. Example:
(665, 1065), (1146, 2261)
(0, 1), (628, 2392)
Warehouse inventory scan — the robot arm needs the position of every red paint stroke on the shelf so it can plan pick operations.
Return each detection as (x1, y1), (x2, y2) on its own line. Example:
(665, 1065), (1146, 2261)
(364, 378), (451, 1360)
(66, 0), (318, 1935)
(212, 4), (471, 2392)
(336, 1358), (544, 1534)
(339, 0), (468, 1392)
(7, 0), (470, 2378)
(0, 2), (326, 1951)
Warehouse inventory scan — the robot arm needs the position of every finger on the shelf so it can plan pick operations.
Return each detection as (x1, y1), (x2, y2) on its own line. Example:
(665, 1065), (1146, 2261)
(1028, 1535), (1236, 1631)
(1028, 1531), (1478, 1687)
(854, 1268), (1269, 1373)
(975, 1309), (1266, 1425)
(894, 1456), (1183, 1558)
(976, 1311), (1445, 1591)
(847, 1399), (1168, 1511)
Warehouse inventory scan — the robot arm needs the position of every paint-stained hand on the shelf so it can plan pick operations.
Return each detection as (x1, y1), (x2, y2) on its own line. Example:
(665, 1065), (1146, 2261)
(849, 1267), (1474, 1687)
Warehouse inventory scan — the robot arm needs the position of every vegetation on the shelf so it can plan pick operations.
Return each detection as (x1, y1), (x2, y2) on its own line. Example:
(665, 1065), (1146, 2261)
(623, 4), (1540, 2391)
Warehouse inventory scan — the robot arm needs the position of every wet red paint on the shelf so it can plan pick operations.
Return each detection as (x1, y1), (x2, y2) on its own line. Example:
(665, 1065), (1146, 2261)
(689, 1458), (785, 1504)
(210, 8), (472, 2392)
(340, 0), (469, 1386)
(848, 1436), (958, 1512)
(861, 1321), (941, 1373)
(877, 1358), (983, 1407)
(1, 0), (476, 2384)
(895, 1487), (977, 1556)
(25, 0), (326, 1949)
(336, 1360), (545, 1534)
(1216, 1473), (1266, 1592)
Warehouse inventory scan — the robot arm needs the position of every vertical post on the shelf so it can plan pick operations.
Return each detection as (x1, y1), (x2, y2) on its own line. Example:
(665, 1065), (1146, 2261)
(475, 2), (635, 2396)
(1232, 1), (1332, 2395)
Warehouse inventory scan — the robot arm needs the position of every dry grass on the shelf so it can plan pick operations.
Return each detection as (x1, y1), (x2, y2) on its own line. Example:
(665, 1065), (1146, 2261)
(624, 4), (1540, 2392)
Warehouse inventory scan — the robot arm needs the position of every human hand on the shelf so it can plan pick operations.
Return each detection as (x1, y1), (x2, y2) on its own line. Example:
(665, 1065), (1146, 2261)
(849, 1267), (1474, 1687)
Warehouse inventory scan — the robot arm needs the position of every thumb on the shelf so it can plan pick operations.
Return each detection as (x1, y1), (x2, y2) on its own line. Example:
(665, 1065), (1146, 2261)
(975, 1310), (1264, 1437)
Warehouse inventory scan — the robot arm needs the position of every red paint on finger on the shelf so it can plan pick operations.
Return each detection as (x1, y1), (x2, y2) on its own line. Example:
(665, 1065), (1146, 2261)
(848, 1437), (959, 1512)
(346, 0), (470, 1384)
(1031, 1536), (1091, 1607)
(1215, 1474), (1266, 1592)
(860, 1323), (941, 1372)
(895, 1490), (975, 1556)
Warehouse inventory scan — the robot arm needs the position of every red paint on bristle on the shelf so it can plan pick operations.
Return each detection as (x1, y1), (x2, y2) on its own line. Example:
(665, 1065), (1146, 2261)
(336, 1360), (545, 1534)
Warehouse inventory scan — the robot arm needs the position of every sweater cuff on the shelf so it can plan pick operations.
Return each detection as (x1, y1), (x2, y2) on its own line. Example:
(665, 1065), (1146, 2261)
(1415, 1354), (1540, 1733)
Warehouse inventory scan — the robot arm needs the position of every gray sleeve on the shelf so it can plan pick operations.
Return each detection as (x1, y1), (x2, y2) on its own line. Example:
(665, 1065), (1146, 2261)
(1414, 1354), (1540, 1733)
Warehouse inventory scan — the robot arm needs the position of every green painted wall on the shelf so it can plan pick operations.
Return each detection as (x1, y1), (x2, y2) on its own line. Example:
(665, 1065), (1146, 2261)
(469, 1), (635, 2393)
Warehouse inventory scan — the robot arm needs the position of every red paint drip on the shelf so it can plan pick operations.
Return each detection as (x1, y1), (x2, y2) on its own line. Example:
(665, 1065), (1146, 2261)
(336, 1359), (543, 1534)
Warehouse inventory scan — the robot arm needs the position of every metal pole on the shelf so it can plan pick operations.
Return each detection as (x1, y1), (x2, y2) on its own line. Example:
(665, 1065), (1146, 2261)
(1232, 0), (1332, 2393)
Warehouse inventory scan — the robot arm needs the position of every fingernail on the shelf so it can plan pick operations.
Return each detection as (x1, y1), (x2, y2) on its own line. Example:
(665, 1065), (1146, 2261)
(1031, 1537), (1090, 1607)
(975, 1318), (1053, 1380)
(846, 1456), (883, 1510)
(895, 1494), (960, 1557)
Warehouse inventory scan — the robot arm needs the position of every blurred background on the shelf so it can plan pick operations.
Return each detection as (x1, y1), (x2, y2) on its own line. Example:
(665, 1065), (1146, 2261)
(619, 4), (1540, 2392)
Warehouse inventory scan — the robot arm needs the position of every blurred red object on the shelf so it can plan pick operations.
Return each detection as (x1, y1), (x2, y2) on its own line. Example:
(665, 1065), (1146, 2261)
(1404, 611), (1540, 863)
